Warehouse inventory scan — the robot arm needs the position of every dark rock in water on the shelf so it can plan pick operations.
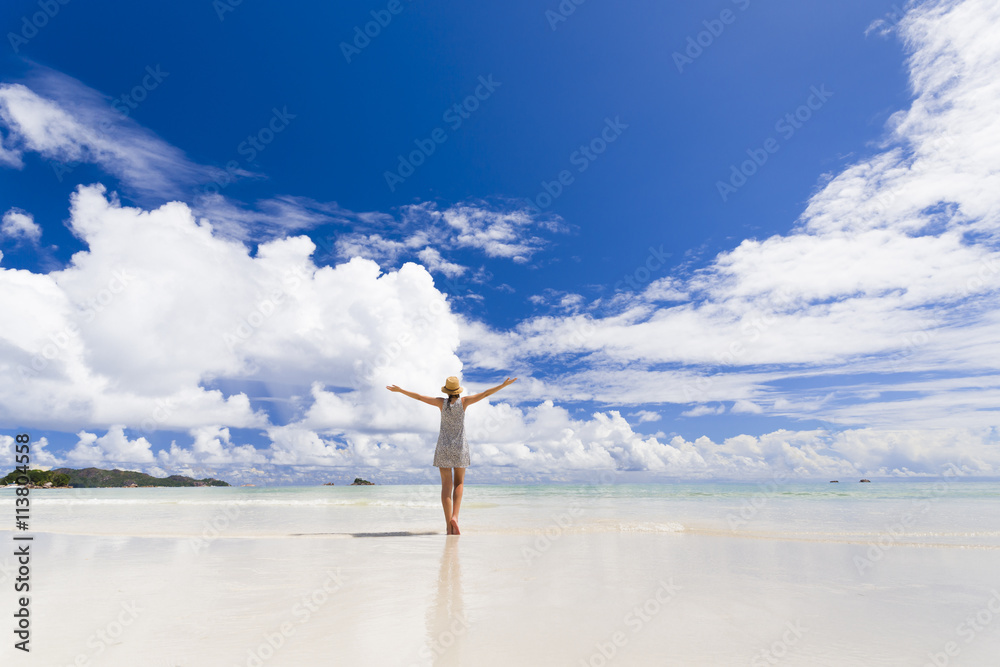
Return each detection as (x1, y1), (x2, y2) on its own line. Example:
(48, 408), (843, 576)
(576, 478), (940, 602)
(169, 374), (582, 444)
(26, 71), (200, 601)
(350, 477), (374, 486)
(322, 482), (335, 486)
(829, 480), (839, 483)
(860, 479), (871, 483)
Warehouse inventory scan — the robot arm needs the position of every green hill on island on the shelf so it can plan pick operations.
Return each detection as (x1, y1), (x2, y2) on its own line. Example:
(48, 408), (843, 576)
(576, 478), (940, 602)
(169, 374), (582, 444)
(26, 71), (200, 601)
(2, 467), (229, 488)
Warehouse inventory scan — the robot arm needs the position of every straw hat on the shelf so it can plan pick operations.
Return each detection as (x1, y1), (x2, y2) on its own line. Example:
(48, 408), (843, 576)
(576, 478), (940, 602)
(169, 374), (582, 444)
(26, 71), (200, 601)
(441, 376), (463, 395)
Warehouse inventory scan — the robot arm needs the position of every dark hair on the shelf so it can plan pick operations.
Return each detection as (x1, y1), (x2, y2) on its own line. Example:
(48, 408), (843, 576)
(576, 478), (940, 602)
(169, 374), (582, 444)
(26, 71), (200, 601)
(446, 393), (459, 405)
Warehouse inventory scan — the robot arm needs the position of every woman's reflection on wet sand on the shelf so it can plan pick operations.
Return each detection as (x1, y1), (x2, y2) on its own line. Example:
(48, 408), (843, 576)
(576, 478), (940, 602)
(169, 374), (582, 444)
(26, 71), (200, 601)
(422, 536), (468, 666)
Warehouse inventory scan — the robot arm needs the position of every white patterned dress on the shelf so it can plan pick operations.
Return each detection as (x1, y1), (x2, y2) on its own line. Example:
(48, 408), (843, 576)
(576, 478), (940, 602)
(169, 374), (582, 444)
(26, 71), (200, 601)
(433, 397), (470, 468)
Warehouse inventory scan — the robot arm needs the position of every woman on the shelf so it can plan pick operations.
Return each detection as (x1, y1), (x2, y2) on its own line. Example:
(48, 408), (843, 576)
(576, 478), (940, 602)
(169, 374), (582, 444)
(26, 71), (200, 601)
(387, 376), (517, 535)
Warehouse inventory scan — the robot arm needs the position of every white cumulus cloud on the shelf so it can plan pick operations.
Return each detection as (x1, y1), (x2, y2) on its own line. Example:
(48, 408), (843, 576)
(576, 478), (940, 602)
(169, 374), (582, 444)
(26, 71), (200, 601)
(1, 208), (41, 243)
(459, 0), (1000, 433)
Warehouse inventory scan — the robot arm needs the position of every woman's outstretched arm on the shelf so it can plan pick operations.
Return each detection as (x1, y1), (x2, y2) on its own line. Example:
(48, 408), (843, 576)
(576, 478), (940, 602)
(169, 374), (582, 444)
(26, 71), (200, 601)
(386, 385), (443, 408)
(462, 377), (517, 408)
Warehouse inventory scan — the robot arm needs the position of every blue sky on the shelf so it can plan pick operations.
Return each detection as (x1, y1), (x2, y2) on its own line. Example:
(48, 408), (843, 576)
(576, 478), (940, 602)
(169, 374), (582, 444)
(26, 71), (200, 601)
(2, 0), (999, 484)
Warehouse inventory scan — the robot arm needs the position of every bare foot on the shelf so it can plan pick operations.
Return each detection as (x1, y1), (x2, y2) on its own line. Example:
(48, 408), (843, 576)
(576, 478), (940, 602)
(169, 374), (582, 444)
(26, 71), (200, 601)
(446, 523), (453, 535)
(449, 517), (461, 535)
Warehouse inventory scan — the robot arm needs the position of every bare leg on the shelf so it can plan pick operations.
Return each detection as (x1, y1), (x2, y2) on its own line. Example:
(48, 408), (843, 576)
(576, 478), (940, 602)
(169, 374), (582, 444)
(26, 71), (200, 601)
(450, 468), (465, 535)
(439, 468), (454, 534)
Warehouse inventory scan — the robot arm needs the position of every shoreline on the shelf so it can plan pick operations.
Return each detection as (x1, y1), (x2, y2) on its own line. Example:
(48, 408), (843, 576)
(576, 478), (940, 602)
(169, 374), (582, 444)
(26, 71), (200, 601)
(3, 483), (999, 664)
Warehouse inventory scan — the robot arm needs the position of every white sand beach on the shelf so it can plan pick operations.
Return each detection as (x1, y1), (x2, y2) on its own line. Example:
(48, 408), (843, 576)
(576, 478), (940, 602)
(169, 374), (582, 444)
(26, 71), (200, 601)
(2, 482), (1000, 665)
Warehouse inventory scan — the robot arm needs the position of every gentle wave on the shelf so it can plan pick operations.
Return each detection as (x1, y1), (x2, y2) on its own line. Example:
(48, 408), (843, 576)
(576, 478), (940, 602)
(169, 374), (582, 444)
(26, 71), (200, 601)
(23, 497), (501, 509)
(615, 521), (686, 533)
(19, 522), (688, 539)
(480, 521), (687, 535)
(4, 483), (999, 549)
(16, 521), (1000, 546)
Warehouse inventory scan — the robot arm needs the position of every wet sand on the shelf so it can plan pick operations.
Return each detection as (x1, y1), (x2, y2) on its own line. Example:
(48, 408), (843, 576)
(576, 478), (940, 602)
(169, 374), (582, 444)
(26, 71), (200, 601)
(2, 528), (999, 666)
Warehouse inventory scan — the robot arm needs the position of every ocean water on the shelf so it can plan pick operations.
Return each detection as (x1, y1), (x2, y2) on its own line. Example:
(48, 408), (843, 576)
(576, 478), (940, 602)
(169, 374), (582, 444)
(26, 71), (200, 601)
(3, 480), (1000, 666)
(5, 479), (999, 547)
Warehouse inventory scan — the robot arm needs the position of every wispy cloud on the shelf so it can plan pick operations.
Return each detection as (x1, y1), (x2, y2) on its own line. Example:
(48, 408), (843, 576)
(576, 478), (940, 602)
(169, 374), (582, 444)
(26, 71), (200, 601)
(329, 200), (568, 276)
(0, 63), (564, 265)
(192, 193), (351, 242)
(459, 0), (1000, 430)
(0, 65), (229, 200)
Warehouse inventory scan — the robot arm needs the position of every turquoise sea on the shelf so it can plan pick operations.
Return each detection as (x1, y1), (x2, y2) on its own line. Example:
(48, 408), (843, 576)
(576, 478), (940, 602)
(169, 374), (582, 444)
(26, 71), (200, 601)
(3, 479), (1000, 666)
(6, 479), (999, 547)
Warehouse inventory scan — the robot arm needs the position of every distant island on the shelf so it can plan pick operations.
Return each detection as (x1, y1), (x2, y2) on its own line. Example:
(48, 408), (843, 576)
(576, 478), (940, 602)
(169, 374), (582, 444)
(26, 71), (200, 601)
(350, 477), (374, 486)
(1, 467), (229, 488)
